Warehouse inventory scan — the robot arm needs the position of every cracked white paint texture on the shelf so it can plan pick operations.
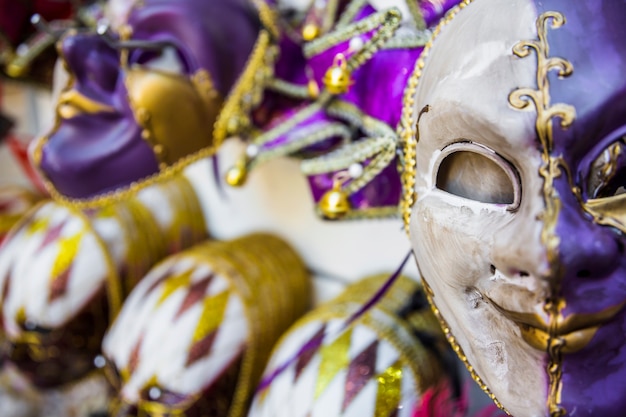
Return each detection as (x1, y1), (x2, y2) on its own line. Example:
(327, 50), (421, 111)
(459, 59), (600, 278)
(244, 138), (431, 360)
(408, 0), (556, 416)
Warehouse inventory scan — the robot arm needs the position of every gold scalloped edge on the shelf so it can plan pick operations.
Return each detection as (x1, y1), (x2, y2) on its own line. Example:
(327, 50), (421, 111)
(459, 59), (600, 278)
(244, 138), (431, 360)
(421, 278), (510, 415)
(32, 136), (216, 210)
(398, 1), (476, 235)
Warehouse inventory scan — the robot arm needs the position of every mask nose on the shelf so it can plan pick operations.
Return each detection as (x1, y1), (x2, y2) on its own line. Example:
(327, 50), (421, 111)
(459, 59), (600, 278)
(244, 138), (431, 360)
(556, 200), (622, 281)
(59, 32), (120, 101)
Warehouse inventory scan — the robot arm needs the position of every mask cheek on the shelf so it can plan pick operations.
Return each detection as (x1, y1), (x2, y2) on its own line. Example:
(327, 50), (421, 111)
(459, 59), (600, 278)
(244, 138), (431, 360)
(410, 193), (502, 290)
(410, 196), (550, 417)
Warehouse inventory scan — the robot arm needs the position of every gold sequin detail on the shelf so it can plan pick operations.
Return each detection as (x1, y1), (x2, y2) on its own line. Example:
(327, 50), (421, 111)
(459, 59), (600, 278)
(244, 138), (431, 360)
(314, 328), (353, 399)
(375, 360), (403, 417)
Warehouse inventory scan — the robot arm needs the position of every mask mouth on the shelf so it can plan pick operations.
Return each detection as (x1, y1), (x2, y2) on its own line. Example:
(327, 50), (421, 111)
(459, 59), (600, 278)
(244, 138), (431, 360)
(485, 296), (625, 353)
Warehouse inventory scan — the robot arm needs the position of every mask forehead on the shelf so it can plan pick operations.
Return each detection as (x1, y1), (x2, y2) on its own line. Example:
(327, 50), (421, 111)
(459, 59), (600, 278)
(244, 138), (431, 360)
(414, 0), (539, 177)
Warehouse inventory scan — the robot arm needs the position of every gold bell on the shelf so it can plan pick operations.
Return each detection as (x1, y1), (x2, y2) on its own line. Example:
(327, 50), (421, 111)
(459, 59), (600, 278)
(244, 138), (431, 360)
(323, 53), (353, 95)
(307, 79), (320, 98)
(319, 181), (351, 220)
(5, 61), (26, 78)
(302, 23), (320, 41)
(225, 159), (248, 187)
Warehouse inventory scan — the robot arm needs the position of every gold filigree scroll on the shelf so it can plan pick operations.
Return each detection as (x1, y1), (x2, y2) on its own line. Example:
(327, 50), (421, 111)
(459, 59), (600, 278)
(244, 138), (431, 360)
(508, 11), (576, 417)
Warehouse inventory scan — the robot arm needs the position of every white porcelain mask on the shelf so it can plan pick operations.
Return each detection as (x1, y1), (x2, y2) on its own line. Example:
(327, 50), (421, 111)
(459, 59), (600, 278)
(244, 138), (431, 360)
(406, 0), (626, 416)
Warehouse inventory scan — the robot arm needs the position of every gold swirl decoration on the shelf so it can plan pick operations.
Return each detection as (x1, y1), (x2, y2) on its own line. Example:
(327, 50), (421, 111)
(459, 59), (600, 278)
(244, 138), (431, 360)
(508, 11), (576, 417)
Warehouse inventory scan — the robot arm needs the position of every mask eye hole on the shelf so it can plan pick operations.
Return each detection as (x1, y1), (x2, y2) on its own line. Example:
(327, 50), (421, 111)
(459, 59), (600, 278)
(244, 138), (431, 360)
(435, 142), (520, 208)
(586, 138), (626, 200)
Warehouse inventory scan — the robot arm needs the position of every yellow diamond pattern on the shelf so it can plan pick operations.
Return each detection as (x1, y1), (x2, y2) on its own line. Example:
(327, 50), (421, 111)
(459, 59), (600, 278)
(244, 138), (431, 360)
(192, 290), (230, 343)
(26, 216), (50, 235)
(374, 360), (403, 417)
(50, 232), (83, 281)
(314, 328), (352, 399)
(156, 269), (193, 306)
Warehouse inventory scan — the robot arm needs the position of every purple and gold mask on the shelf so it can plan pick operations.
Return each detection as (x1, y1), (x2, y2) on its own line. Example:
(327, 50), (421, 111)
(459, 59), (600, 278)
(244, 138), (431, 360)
(33, 0), (259, 202)
(0, 0), (259, 390)
(403, 1), (626, 416)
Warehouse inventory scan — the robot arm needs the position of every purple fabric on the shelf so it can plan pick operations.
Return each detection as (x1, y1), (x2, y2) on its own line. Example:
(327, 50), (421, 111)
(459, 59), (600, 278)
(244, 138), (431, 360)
(274, 36), (309, 86)
(342, 47), (423, 126)
(40, 33), (159, 199)
(126, 0), (259, 95)
(532, 1), (626, 415)
(308, 161), (402, 209)
(39, 0), (259, 199)
(257, 1), (461, 213)
(421, 0), (463, 26)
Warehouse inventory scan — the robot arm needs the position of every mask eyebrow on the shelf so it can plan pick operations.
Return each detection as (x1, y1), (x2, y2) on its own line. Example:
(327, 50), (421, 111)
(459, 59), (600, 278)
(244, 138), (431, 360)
(418, 97), (535, 153)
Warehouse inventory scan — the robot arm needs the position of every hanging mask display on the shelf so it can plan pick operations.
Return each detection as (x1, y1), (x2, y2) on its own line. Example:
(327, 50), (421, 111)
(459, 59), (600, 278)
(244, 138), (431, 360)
(402, 0), (626, 416)
(102, 234), (310, 417)
(0, 176), (207, 389)
(0, 0), (260, 396)
(248, 274), (464, 417)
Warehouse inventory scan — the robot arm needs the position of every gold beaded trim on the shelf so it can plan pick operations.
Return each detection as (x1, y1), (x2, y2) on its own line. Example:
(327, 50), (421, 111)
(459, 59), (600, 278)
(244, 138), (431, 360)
(32, 135), (216, 210)
(252, 99), (329, 148)
(250, 122), (352, 169)
(266, 77), (312, 99)
(335, 0), (369, 28)
(301, 100), (397, 194)
(314, 204), (399, 220)
(399, 0), (472, 235)
(421, 279), (509, 414)
(252, 0), (281, 39)
(304, 8), (400, 58)
(213, 29), (278, 147)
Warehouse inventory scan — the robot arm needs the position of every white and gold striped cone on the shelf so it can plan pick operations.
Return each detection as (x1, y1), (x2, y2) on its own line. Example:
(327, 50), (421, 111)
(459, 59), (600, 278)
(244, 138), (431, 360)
(0, 174), (207, 389)
(248, 274), (455, 417)
(103, 233), (311, 417)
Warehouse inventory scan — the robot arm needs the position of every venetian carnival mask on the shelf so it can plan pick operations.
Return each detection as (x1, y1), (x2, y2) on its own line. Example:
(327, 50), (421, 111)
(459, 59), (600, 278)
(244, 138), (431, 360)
(0, 0), (259, 389)
(405, 0), (626, 416)
(33, 0), (259, 201)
